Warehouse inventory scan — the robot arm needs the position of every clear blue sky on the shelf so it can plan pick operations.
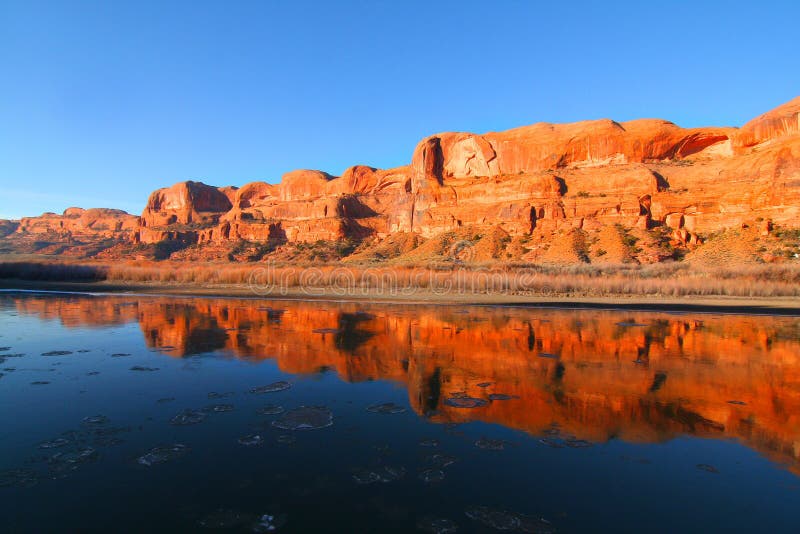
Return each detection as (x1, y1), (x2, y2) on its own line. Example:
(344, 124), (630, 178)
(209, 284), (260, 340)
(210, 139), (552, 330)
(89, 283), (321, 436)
(1, 0), (798, 219)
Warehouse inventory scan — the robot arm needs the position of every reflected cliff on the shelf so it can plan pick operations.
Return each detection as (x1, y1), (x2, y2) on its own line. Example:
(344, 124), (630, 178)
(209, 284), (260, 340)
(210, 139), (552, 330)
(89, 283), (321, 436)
(10, 294), (800, 474)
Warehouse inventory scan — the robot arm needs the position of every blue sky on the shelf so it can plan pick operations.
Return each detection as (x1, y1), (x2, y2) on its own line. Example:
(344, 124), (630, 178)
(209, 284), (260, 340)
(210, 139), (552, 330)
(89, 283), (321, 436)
(1, 0), (798, 219)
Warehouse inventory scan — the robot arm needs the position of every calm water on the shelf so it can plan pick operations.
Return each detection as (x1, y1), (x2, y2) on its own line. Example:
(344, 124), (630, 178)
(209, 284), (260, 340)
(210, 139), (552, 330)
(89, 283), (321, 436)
(1, 292), (800, 532)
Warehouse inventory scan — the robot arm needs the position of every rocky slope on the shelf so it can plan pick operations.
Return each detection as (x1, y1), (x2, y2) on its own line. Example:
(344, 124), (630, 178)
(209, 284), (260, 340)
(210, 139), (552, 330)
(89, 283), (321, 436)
(3, 96), (800, 264)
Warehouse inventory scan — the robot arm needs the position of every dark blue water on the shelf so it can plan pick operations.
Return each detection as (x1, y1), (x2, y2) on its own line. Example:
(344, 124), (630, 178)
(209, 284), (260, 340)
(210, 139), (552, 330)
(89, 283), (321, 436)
(1, 293), (799, 532)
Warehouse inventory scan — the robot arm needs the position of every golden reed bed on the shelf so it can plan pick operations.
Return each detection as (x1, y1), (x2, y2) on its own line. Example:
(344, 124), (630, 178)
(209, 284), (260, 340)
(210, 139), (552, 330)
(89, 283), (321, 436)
(2, 259), (800, 299)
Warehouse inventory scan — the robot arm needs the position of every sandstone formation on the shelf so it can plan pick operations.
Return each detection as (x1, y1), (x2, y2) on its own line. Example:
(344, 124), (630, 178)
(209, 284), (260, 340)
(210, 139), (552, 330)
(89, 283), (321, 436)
(1, 208), (138, 256)
(16, 207), (139, 236)
(735, 96), (800, 149)
(0, 220), (19, 238)
(3, 96), (800, 263)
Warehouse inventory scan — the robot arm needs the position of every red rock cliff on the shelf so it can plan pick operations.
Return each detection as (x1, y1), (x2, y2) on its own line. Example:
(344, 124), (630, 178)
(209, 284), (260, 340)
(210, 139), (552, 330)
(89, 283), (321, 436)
(4, 96), (800, 262)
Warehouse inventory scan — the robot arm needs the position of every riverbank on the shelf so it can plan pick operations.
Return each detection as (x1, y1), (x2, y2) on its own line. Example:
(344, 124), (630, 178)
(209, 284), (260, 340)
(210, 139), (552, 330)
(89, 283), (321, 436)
(2, 278), (799, 315)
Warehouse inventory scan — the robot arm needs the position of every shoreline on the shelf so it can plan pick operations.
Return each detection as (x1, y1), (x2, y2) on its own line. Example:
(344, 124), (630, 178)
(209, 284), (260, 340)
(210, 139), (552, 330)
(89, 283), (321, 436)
(2, 279), (799, 316)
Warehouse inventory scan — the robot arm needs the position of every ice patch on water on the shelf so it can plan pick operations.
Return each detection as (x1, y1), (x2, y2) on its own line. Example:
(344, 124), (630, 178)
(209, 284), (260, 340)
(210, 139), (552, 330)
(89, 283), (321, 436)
(203, 404), (235, 413)
(417, 516), (459, 533)
(38, 438), (71, 449)
(0, 468), (38, 488)
(352, 466), (406, 485)
(444, 397), (488, 409)
(275, 434), (296, 445)
(137, 444), (189, 466)
(366, 402), (407, 414)
(272, 406), (333, 431)
(82, 415), (109, 426)
(252, 513), (281, 532)
(475, 437), (507, 450)
(238, 434), (264, 447)
(256, 404), (285, 416)
(208, 391), (234, 399)
(198, 509), (250, 529)
(47, 447), (98, 477)
(250, 381), (291, 394)
(418, 469), (445, 484)
(488, 394), (519, 401)
(696, 463), (719, 474)
(170, 410), (207, 426)
(465, 506), (555, 533)
(427, 454), (458, 468)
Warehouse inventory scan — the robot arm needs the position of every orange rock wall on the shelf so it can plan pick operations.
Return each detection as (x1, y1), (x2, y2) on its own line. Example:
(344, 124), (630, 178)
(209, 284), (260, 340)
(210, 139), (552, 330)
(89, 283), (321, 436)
(6, 96), (800, 253)
(15, 208), (138, 239)
(135, 95), (800, 246)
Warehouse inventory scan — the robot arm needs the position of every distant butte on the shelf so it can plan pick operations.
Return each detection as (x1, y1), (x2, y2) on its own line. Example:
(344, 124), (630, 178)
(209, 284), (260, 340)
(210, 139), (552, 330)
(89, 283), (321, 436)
(3, 96), (799, 264)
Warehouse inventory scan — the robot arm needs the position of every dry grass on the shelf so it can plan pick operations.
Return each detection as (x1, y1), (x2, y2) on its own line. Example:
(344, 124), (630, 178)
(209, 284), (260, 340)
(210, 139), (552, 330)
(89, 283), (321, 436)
(2, 259), (800, 298)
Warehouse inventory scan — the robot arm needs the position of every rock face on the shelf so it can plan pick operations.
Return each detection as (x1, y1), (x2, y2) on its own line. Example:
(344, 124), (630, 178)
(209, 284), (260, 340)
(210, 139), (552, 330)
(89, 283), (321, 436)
(137, 181), (234, 244)
(15, 208), (138, 236)
(1, 208), (139, 256)
(3, 96), (800, 262)
(735, 96), (800, 149)
(0, 219), (20, 238)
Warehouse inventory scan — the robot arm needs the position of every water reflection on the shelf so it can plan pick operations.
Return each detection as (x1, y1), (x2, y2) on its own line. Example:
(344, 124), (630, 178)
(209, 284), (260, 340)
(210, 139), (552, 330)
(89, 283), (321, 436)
(10, 294), (800, 476)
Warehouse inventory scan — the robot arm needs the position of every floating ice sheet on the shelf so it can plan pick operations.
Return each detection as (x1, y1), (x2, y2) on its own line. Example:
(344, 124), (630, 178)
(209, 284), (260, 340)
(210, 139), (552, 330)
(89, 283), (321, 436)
(352, 466), (406, 485)
(82, 415), (109, 426)
(38, 438), (71, 449)
(170, 409), (207, 426)
(443, 397), (488, 409)
(256, 404), (285, 416)
(475, 437), (507, 450)
(250, 381), (291, 394)
(137, 444), (189, 466)
(47, 447), (98, 477)
(203, 404), (235, 413)
(417, 516), (459, 534)
(0, 468), (38, 488)
(41, 350), (73, 356)
(238, 434), (264, 447)
(366, 402), (407, 414)
(272, 406), (333, 431)
(697, 463), (719, 474)
(427, 454), (458, 468)
(418, 469), (445, 484)
(488, 393), (519, 401)
(465, 506), (554, 533)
